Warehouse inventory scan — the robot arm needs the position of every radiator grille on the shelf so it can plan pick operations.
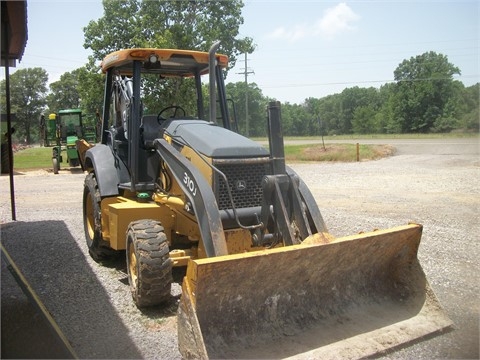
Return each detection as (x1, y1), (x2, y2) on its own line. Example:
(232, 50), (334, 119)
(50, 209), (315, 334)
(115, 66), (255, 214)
(214, 160), (270, 210)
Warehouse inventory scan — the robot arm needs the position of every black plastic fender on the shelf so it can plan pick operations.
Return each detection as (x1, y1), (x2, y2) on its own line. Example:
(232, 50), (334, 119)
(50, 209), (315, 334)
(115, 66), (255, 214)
(85, 144), (120, 197)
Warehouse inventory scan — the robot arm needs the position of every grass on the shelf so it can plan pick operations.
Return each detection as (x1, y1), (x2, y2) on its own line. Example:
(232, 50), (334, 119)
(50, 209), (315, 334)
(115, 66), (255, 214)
(251, 132), (480, 142)
(10, 132), (476, 169)
(284, 143), (395, 162)
(12, 142), (392, 171)
(13, 146), (53, 169)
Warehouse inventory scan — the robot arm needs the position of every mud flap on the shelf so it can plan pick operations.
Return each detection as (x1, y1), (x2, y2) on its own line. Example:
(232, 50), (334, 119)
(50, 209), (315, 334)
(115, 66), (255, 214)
(177, 224), (453, 359)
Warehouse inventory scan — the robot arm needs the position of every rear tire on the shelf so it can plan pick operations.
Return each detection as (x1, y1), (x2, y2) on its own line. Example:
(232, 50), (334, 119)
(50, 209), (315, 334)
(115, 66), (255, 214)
(53, 157), (59, 174)
(83, 173), (115, 261)
(126, 219), (173, 308)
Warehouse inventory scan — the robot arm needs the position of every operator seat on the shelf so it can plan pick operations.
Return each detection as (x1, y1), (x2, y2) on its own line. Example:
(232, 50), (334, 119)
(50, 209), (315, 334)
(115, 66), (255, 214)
(111, 126), (128, 163)
(140, 115), (162, 149)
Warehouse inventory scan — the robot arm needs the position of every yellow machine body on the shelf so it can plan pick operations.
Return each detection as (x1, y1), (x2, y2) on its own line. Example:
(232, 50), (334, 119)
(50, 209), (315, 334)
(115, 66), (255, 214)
(94, 135), (262, 261)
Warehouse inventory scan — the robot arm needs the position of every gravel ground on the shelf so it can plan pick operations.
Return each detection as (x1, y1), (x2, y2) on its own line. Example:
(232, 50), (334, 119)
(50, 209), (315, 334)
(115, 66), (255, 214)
(1, 137), (479, 359)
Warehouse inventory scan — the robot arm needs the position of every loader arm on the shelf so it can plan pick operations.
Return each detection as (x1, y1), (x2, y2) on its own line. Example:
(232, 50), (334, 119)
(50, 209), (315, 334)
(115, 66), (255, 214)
(154, 138), (228, 257)
(254, 101), (330, 247)
(286, 165), (329, 234)
(255, 173), (313, 246)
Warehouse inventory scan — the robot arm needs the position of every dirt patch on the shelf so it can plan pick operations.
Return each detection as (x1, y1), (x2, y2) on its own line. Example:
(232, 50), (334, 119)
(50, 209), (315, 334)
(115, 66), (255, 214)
(1, 168), (84, 176)
(2, 169), (51, 176)
(300, 144), (396, 162)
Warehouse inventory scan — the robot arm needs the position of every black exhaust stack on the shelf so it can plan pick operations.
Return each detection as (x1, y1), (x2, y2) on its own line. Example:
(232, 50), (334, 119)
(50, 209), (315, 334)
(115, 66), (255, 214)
(267, 101), (286, 175)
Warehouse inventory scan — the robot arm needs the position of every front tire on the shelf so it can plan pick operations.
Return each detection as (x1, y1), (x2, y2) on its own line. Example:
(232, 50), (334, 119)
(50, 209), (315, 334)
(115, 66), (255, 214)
(126, 219), (173, 308)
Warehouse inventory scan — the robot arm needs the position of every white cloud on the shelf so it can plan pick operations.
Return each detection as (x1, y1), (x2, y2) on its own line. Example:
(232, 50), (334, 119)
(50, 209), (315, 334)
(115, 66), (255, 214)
(265, 2), (360, 43)
(315, 3), (360, 40)
(266, 24), (308, 43)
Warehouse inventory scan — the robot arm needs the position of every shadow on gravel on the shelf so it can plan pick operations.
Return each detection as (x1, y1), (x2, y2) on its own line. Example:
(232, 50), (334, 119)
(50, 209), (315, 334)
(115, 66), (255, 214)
(1, 220), (143, 359)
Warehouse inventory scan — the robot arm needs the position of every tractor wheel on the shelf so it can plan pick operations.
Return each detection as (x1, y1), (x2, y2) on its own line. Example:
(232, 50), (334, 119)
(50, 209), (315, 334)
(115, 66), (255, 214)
(83, 173), (116, 261)
(126, 219), (173, 308)
(53, 158), (59, 174)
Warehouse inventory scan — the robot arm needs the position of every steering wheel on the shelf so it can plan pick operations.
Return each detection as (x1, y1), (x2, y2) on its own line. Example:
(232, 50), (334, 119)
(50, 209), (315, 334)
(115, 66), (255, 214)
(157, 105), (186, 122)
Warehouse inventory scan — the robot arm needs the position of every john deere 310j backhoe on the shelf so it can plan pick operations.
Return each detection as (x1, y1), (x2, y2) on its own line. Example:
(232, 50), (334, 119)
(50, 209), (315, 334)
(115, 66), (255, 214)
(76, 42), (452, 359)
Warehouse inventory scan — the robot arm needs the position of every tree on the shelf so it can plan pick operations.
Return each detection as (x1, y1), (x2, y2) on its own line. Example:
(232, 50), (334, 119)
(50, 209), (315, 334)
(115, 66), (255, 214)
(455, 83), (479, 132)
(83, 0), (143, 58)
(225, 82), (268, 137)
(84, 0), (253, 71)
(46, 69), (82, 113)
(332, 87), (378, 134)
(303, 97), (325, 136)
(83, 0), (253, 120)
(374, 83), (398, 133)
(352, 106), (376, 134)
(75, 61), (105, 137)
(393, 51), (460, 133)
(0, 68), (48, 144)
(76, 60), (105, 117)
(311, 94), (342, 136)
(270, 102), (304, 136)
(45, 63), (104, 137)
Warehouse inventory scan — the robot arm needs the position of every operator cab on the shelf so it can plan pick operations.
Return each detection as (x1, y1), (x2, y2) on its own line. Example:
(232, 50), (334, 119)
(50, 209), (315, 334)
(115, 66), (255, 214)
(100, 47), (238, 192)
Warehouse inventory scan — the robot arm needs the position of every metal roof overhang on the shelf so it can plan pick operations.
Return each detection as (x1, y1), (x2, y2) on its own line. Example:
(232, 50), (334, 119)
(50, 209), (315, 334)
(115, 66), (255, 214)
(1, 0), (28, 67)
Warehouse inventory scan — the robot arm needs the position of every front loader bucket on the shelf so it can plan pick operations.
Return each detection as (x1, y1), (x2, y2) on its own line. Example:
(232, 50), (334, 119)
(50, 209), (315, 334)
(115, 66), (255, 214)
(178, 224), (452, 359)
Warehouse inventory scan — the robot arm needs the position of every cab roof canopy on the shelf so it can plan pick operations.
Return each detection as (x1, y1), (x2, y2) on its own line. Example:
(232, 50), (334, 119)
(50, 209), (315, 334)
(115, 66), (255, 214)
(101, 48), (229, 77)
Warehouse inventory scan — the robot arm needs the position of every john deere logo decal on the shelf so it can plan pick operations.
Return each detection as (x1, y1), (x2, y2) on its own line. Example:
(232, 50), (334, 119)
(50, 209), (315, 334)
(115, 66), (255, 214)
(235, 180), (247, 191)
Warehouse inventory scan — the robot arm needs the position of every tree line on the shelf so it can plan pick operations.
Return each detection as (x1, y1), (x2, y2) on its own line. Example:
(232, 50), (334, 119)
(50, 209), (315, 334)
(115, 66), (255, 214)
(229, 52), (478, 137)
(1, 0), (478, 144)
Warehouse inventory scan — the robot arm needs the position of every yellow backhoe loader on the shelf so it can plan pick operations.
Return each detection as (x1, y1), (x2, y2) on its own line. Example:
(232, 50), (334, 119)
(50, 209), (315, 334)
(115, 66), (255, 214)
(77, 42), (452, 359)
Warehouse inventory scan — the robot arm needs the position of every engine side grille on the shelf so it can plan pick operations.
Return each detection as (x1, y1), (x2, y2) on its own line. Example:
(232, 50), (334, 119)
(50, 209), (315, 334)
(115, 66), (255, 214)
(214, 159), (271, 210)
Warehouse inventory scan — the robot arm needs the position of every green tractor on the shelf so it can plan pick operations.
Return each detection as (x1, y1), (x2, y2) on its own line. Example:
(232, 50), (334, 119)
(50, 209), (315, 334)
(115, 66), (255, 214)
(40, 113), (58, 147)
(44, 109), (96, 174)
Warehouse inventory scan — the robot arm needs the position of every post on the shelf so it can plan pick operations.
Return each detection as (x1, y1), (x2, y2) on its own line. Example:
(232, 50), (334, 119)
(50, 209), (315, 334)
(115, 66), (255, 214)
(318, 117), (326, 151)
(356, 143), (360, 162)
(3, 20), (16, 220)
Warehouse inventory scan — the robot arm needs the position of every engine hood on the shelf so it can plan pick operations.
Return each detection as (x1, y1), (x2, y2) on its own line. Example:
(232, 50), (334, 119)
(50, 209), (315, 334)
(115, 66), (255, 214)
(163, 120), (269, 158)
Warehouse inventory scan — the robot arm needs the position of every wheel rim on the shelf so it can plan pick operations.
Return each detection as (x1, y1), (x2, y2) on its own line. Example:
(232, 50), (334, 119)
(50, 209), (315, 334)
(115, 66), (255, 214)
(85, 192), (95, 240)
(128, 244), (138, 289)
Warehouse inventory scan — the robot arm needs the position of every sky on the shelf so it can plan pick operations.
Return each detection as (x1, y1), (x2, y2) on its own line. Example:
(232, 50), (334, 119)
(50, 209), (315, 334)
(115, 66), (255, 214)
(6, 0), (480, 105)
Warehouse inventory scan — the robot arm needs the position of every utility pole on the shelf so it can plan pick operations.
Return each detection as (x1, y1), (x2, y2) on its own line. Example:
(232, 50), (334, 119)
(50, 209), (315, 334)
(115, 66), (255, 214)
(237, 53), (254, 136)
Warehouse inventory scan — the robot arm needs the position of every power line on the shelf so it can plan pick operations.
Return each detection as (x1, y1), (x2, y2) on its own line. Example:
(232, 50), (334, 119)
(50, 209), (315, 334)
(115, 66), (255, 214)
(259, 74), (479, 89)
